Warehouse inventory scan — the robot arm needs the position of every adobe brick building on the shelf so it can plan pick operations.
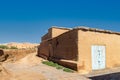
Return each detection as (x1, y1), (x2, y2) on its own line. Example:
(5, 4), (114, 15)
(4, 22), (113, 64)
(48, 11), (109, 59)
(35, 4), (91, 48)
(38, 26), (120, 74)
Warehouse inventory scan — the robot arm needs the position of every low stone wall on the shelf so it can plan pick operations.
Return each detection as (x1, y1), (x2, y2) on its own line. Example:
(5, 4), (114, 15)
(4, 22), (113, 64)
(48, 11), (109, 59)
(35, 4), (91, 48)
(1, 49), (37, 62)
(51, 58), (78, 70)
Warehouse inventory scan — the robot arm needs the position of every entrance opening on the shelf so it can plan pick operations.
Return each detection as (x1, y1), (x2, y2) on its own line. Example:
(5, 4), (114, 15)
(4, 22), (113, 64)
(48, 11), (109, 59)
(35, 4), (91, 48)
(91, 45), (106, 70)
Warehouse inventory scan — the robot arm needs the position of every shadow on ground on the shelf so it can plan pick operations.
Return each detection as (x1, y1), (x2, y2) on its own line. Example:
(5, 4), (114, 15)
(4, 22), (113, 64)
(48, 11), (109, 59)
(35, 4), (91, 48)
(89, 72), (120, 80)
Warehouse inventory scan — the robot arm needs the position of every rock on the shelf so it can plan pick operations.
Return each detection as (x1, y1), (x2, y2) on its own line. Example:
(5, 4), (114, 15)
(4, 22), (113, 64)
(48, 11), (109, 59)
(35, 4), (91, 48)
(0, 49), (9, 62)
(0, 49), (4, 56)
(0, 54), (9, 62)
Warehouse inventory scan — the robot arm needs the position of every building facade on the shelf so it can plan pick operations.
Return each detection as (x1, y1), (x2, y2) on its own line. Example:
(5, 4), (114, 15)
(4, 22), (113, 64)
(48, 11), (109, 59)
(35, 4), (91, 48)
(38, 26), (120, 74)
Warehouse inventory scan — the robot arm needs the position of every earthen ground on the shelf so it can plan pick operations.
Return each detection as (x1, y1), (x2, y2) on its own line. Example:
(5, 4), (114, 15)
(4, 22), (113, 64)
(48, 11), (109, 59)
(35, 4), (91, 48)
(0, 53), (89, 80)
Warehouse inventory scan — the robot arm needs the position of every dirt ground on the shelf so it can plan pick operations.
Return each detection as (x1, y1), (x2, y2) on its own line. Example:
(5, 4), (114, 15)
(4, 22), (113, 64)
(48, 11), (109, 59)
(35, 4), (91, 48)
(0, 52), (89, 80)
(0, 53), (46, 80)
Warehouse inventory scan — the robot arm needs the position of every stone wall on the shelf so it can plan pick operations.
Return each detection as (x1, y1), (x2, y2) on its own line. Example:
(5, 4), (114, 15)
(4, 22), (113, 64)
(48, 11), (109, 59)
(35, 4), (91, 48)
(3, 49), (37, 61)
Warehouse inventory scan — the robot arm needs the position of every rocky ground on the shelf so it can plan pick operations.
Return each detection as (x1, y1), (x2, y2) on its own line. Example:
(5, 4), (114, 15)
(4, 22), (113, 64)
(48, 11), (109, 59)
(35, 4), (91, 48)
(0, 52), (89, 80)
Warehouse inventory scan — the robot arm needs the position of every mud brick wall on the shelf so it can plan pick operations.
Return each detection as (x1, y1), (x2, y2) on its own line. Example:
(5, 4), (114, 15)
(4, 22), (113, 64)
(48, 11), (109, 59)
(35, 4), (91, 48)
(51, 27), (70, 39)
(78, 30), (120, 73)
(42, 27), (70, 41)
(38, 40), (52, 59)
(4, 49), (37, 61)
(42, 29), (52, 41)
(51, 29), (78, 61)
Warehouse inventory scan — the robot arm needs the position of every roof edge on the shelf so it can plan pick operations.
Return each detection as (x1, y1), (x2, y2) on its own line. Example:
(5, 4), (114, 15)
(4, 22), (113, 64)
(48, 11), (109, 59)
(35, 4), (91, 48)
(73, 26), (120, 35)
(50, 26), (72, 30)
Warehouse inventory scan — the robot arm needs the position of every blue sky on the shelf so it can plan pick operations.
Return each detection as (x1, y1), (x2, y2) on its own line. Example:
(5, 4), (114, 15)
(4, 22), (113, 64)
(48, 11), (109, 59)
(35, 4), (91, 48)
(0, 0), (120, 43)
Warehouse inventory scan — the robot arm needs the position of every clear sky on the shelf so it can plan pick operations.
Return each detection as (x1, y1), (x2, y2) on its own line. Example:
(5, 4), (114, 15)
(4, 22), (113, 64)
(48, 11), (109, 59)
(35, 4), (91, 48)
(0, 0), (120, 43)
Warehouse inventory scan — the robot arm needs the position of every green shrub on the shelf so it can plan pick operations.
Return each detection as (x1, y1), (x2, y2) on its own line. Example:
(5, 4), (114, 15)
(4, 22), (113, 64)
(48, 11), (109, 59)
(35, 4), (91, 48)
(10, 46), (18, 49)
(56, 65), (64, 69)
(63, 68), (74, 73)
(42, 61), (74, 73)
(0, 45), (9, 49)
(42, 61), (58, 67)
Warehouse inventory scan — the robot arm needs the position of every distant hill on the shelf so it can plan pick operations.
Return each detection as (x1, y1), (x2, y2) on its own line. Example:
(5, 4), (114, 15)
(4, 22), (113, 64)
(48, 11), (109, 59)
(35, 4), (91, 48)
(0, 42), (39, 49)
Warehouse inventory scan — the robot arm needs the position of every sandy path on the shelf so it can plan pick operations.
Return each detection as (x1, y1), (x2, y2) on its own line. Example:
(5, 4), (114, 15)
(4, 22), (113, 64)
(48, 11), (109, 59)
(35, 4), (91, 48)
(2, 53), (89, 80)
